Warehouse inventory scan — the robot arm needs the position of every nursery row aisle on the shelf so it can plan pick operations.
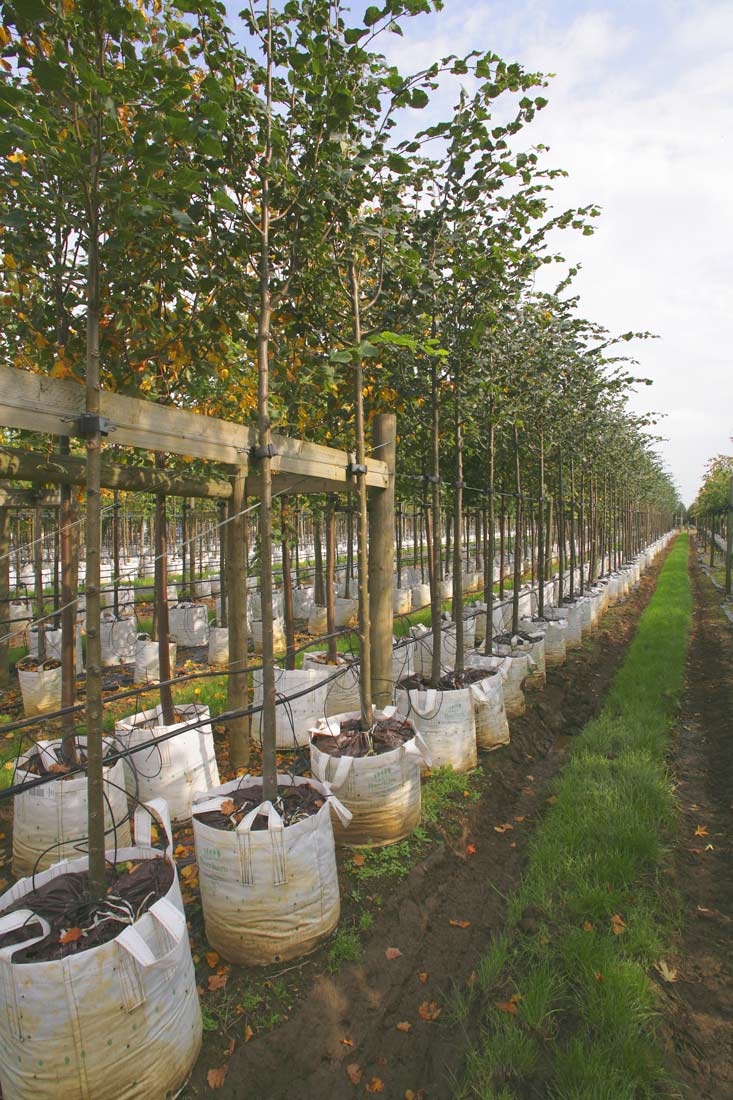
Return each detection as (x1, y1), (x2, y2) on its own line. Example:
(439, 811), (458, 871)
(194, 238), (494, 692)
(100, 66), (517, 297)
(182, 549), (672, 1099)
(658, 540), (733, 1100)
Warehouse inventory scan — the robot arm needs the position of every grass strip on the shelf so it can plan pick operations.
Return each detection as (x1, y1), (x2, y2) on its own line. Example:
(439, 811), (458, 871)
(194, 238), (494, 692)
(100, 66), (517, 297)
(457, 534), (692, 1100)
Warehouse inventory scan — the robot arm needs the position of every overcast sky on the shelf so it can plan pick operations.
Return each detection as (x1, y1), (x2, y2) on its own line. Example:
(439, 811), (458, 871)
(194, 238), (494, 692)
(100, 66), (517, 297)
(226, 0), (733, 506)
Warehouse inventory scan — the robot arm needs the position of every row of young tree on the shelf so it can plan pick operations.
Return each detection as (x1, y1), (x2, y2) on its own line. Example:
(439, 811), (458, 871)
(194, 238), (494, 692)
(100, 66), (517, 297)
(0, 0), (681, 894)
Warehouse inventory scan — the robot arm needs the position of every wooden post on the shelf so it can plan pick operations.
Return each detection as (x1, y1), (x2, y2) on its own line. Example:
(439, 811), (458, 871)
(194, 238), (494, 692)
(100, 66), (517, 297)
(368, 413), (396, 709)
(226, 465), (249, 770)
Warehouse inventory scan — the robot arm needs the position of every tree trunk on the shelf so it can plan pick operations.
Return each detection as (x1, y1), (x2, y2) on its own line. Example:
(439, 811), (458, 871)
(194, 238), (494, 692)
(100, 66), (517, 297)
(226, 465), (249, 769)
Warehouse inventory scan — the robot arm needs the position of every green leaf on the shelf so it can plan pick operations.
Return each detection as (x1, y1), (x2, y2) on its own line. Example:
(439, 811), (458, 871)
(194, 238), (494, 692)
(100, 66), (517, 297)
(357, 340), (380, 358)
(364, 5), (382, 26)
(387, 152), (411, 174)
(410, 88), (429, 109)
(32, 58), (66, 92)
(330, 349), (354, 364)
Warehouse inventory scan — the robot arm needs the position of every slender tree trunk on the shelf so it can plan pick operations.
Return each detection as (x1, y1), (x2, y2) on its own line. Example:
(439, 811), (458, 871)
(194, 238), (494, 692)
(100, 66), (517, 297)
(325, 496), (338, 663)
(281, 497), (296, 670)
(60, 437), (79, 764)
(557, 448), (565, 604)
(537, 430), (545, 617)
(0, 502), (8, 689)
(484, 417), (496, 656)
(84, 95), (105, 893)
(452, 368), (464, 674)
(511, 426), (522, 635)
(313, 511), (324, 607)
(347, 260), (372, 728)
(226, 465), (249, 769)
(429, 356), (442, 685)
(154, 480), (175, 726)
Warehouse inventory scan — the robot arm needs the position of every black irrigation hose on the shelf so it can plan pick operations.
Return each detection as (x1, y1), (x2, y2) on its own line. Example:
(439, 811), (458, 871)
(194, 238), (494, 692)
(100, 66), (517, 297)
(0, 660), (356, 804)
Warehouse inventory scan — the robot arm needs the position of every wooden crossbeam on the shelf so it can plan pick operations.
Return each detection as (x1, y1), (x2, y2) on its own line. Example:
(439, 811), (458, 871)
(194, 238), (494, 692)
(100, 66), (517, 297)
(0, 365), (388, 494)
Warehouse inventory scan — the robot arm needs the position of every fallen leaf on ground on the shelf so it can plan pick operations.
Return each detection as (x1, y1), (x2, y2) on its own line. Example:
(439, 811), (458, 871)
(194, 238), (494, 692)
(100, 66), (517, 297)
(385, 947), (402, 960)
(495, 994), (522, 1015)
(466, 843), (477, 856)
(418, 1000), (441, 1021)
(611, 914), (627, 935)
(449, 919), (471, 929)
(207, 1066), (228, 1089)
(352, 854), (366, 867)
(346, 1063), (362, 1085)
(494, 823), (513, 834)
(205, 951), (220, 968)
(220, 799), (237, 816)
(655, 960), (678, 983)
(547, 795), (558, 805)
(467, 971), (477, 987)
(396, 1021), (412, 1033)
(207, 968), (230, 992)
(704, 844), (715, 851)
(59, 926), (83, 945)
(582, 921), (594, 932)
(593, 971), (604, 983)
(340, 1037), (355, 1047)
(244, 1025), (254, 1043)
(418, 971), (429, 984)
(694, 824), (709, 837)
(366, 1078), (385, 1093)
(404, 1091), (426, 1100)
(513, 815), (526, 823)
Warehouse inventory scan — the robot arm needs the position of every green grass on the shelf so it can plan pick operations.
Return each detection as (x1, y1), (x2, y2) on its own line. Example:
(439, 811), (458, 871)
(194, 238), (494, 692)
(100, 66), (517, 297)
(460, 534), (692, 1100)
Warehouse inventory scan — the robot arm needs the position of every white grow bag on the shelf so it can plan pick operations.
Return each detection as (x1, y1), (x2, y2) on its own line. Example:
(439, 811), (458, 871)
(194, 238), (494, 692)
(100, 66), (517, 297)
(0, 800), (202, 1100)
(208, 626), (229, 667)
(394, 685), (477, 773)
(410, 619), (476, 680)
(169, 601), (209, 647)
(335, 597), (358, 628)
(16, 661), (62, 718)
(252, 667), (331, 749)
(100, 611), (138, 666)
(12, 736), (131, 877)
(468, 650), (531, 718)
(302, 652), (361, 717)
(393, 587), (412, 615)
(8, 600), (30, 646)
(29, 625), (83, 670)
(310, 707), (429, 846)
(133, 635), (177, 683)
(546, 603), (582, 648)
(520, 617), (568, 668)
(470, 672), (510, 751)
(193, 774), (349, 965)
(293, 586), (315, 618)
(410, 582), (431, 610)
(115, 702), (219, 823)
(251, 618), (286, 655)
(494, 633), (546, 690)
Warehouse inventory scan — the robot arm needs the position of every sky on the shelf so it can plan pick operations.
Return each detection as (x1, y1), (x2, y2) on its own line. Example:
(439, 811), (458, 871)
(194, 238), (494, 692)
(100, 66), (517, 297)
(225, 0), (733, 506)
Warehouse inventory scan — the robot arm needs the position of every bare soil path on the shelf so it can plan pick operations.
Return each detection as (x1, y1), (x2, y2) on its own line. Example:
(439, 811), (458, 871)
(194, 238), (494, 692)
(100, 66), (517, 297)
(657, 544), (733, 1100)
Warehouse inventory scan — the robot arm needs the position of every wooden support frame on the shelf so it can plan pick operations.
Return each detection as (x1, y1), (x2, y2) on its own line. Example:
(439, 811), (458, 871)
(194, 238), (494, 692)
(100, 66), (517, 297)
(0, 366), (388, 496)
